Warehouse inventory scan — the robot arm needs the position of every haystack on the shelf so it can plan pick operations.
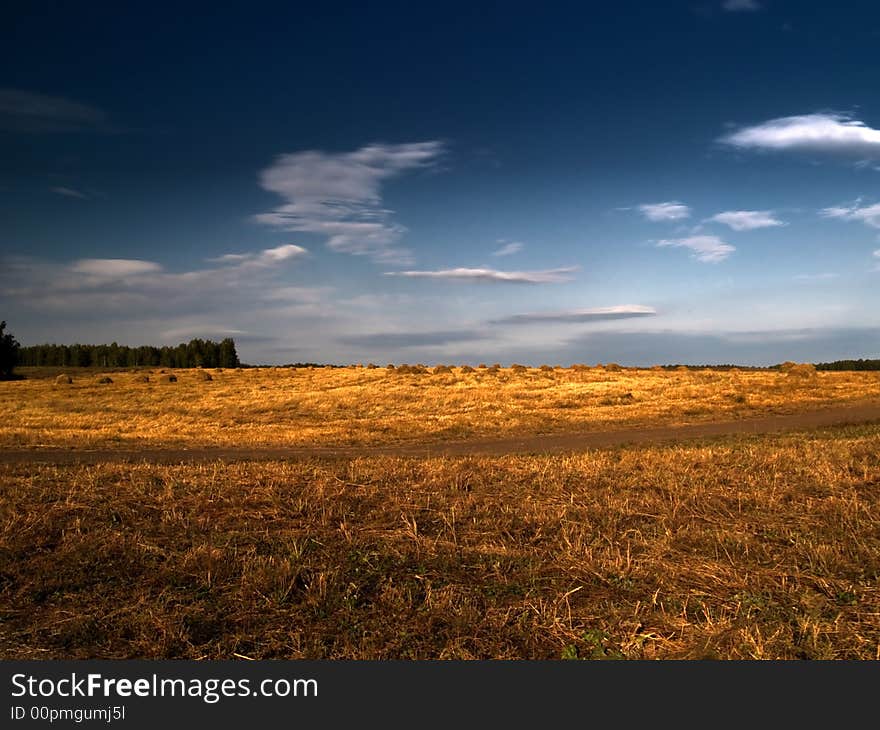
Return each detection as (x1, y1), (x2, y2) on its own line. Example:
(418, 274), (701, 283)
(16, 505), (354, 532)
(55, 374), (72, 384)
(96, 376), (113, 384)
(459, 365), (476, 373)
(158, 374), (178, 383)
(786, 363), (817, 378)
(198, 371), (213, 381)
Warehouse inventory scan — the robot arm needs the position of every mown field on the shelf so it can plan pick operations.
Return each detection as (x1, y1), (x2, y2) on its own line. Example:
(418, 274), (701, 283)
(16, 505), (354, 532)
(2, 425), (879, 659)
(3, 364), (880, 448)
(2, 365), (879, 660)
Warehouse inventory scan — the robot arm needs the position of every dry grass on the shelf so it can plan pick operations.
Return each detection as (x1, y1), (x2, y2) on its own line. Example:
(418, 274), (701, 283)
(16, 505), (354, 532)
(1, 425), (878, 659)
(2, 366), (879, 450)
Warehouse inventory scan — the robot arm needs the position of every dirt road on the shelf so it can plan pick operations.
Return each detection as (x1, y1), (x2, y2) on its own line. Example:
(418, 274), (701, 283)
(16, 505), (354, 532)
(2, 400), (879, 464)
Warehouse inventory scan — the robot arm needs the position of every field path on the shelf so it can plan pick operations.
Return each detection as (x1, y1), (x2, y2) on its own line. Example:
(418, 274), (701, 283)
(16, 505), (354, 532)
(3, 400), (880, 464)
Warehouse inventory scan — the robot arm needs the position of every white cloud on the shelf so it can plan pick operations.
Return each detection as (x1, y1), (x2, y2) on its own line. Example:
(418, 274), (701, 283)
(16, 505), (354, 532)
(874, 249), (880, 258)
(259, 243), (308, 262)
(4, 244), (311, 319)
(820, 201), (880, 229)
(492, 240), (524, 257)
(51, 186), (88, 200)
(638, 201), (691, 222)
(656, 235), (735, 263)
(70, 259), (163, 277)
(720, 113), (880, 157)
(722, 0), (761, 11)
(254, 141), (444, 264)
(209, 243), (308, 267)
(708, 210), (786, 231)
(384, 266), (578, 283)
(492, 305), (657, 325)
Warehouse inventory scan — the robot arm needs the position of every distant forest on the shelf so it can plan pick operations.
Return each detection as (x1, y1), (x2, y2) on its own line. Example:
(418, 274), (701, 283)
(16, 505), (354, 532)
(17, 338), (240, 369)
(814, 358), (880, 371)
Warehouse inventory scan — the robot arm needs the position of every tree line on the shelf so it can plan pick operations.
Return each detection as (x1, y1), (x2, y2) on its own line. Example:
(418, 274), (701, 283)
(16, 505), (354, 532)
(814, 358), (880, 371)
(17, 337), (240, 369)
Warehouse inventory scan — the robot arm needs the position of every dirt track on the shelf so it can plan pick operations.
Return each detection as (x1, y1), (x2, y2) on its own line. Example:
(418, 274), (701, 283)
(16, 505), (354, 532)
(2, 400), (880, 464)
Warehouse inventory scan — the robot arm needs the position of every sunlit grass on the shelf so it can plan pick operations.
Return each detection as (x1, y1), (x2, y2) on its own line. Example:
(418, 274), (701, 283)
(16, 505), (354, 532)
(2, 425), (878, 659)
(2, 365), (879, 449)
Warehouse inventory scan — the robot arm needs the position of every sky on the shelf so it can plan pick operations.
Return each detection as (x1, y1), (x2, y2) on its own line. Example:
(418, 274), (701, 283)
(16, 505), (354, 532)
(2, 0), (879, 366)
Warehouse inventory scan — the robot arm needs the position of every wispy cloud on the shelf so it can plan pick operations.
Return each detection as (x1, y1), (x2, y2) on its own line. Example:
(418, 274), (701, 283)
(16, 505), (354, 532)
(492, 240), (524, 257)
(339, 330), (487, 349)
(793, 273), (839, 282)
(656, 235), (735, 262)
(638, 201), (691, 222)
(707, 210), (786, 231)
(0, 88), (106, 133)
(209, 243), (308, 267)
(50, 186), (88, 200)
(720, 113), (880, 158)
(70, 259), (163, 277)
(3, 244), (311, 317)
(254, 141), (444, 264)
(722, 0), (761, 11)
(384, 266), (578, 283)
(492, 305), (657, 325)
(820, 201), (880, 229)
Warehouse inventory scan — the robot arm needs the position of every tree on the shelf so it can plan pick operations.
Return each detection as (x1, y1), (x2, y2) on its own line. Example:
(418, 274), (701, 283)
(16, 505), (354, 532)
(219, 338), (240, 368)
(0, 321), (21, 380)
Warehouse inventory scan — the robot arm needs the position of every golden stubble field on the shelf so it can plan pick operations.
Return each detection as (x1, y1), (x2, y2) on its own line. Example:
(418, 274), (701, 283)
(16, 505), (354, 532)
(3, 364), (880, 448)
(2, 427), (879, 659)
(2, 364), (879, 660)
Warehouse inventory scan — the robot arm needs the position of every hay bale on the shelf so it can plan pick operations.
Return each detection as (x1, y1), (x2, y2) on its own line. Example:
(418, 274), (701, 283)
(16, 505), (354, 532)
(134, 375), (150, 383)
(650, 365), (664, 372)
(55, 374), (72, 384)
(158, 374), (178, 383)
(397, 364), (427, 375)
(460, 365), (476, 373)
(676, 365), (690, 373)
(539, 364), (553, 372)
(778, 361), (798, 373)
(96, 376), (113, 384)
(477, 363), (487, 369)
(571, 364), (590, 372)
(367, 363), (378, 369)
(432, 365), (453, 374)
(198, 371), (213, 381)
(386, 364), (396, 371)
(511, 364), (528, 373)
(605, 363), (623, 372)
(786, 363), (817, 378)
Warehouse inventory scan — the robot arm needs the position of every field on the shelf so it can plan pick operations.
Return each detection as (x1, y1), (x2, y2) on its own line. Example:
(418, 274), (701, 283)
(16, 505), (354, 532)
(3, 364), (880, 449)
(2, 366), (880, 659)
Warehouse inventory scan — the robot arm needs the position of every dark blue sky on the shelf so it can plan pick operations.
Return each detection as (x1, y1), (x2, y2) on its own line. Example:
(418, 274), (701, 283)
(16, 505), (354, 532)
(2, 1), (879, 364)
